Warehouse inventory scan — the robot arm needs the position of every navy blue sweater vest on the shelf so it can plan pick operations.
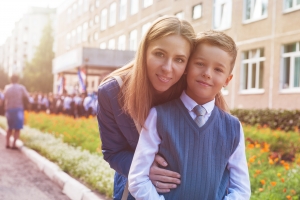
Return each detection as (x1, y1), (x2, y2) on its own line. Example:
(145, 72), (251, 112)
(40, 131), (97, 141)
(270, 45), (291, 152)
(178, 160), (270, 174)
(155, 99), (240, 200)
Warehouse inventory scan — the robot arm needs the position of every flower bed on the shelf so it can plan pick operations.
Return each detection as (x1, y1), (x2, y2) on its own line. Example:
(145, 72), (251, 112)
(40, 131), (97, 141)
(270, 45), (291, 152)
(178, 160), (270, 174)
(1, 112), (300, 199)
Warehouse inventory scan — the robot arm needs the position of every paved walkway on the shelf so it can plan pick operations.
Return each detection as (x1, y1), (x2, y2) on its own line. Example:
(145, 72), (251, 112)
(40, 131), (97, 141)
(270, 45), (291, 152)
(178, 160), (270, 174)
(0, 133), (69, 200)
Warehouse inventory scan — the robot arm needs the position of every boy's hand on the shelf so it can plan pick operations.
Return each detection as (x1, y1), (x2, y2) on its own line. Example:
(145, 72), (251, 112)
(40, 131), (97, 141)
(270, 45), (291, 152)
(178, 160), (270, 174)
(149, 154), (181, 193)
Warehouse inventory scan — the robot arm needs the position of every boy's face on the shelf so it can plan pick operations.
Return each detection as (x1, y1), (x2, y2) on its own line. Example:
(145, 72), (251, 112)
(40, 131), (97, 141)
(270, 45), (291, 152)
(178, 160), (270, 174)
(186, 43), (233, 105)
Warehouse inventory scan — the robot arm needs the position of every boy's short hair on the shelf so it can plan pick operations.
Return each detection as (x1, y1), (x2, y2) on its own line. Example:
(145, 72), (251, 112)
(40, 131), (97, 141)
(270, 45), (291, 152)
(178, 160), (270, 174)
(195, 30), (237, 72)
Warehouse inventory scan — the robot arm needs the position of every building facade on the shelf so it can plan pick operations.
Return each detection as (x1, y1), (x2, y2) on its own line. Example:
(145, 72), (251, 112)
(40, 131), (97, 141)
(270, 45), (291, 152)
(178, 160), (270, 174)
(54, 0), (300, 109)
(1, 7), (56, 76)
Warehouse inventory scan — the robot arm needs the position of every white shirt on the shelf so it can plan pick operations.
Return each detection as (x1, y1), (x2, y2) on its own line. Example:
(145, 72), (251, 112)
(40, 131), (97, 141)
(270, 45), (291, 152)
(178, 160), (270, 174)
(128, 91), (251, 200)
(63, 96), (73, 110)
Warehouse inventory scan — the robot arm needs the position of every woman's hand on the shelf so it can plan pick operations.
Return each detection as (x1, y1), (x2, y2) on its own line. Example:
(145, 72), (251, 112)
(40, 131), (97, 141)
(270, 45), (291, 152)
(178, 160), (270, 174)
(149, 154), (181, 193)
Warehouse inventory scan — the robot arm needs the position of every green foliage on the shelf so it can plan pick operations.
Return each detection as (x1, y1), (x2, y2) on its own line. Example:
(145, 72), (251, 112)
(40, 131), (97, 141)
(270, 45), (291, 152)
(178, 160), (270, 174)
(21, 19), (54, 92)
(231, 109), (300, 132)
(0, 67), (9, 89)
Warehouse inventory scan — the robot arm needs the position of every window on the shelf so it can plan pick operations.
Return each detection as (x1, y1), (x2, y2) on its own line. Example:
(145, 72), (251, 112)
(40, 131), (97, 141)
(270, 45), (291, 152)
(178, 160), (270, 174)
(101, 9), (108, 30)
(192, 4), (202, 20)
(108, 39), (116, 49)
(82, 22), (88, 41)
(78, 0), (83, 16)
(66, 33), (71, 49)
(71, 29), (76, 47)
(244, 0), (268, 22)
(72, 3), (77, 20)
(96, 0), (100, 7)
(120, 0), (127, 21)
(83, 0), (89, 13)
(95, 15), (99, 23)
(131, 0), (139, 15)
(284, 0), (300, 12)
(109, 3), (117, 27)
(213, 0), (232, 30)
(94, 32), (99, 41)
(241, 48), (265, 93)
(129, 29), (137, 51)
(77, 26), (82, 44)
(143, 0), (153, 8)
(67, 8), (72, 23)
(90, 5), (95, 12)
(89, 19), (94, 27)
(141, 22), (151, 36)
(118, 35), (126, 50)
(281, 42), (300, 91)
(175, 11), (184, 19)
(100, 42), (106, 49)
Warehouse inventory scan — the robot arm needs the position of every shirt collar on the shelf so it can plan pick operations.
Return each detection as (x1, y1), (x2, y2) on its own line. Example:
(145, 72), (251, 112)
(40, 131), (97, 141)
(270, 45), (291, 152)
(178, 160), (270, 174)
(180, 91), (215, 114)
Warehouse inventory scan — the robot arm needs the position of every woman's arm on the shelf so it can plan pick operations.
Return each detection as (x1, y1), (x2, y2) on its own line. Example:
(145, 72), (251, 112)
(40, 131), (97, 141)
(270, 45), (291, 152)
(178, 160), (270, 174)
(128, 108), (165, 200)
(225, 122), (251, 200)
(97, 81), (134, 177)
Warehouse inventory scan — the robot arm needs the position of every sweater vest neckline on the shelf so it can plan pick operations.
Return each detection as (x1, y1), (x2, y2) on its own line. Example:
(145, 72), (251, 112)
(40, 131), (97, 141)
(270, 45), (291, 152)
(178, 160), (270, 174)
(174, 99), (219, 133)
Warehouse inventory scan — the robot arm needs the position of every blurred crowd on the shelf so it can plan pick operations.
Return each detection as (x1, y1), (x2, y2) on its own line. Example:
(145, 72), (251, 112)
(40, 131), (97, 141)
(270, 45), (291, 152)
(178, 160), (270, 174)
(0, 89), (98, 118)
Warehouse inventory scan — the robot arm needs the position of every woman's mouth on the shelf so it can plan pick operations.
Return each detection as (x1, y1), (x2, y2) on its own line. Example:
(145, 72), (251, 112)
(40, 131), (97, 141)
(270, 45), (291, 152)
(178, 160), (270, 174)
(157, 75), (172, 83)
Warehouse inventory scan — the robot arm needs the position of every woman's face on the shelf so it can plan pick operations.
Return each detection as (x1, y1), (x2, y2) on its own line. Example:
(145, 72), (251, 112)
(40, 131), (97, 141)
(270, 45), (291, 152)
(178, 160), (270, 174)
(146, 34), (190, 94)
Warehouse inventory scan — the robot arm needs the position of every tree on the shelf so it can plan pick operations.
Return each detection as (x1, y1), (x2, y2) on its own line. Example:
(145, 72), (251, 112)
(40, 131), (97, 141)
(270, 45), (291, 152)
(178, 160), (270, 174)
(21, 18), (54, 92)
(0, 67), (9, 89)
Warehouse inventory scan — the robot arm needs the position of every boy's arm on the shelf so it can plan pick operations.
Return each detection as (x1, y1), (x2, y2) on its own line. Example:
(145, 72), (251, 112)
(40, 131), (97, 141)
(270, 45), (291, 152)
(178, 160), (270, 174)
(225, 122), (251, 200)
(128, 108), (165, 200)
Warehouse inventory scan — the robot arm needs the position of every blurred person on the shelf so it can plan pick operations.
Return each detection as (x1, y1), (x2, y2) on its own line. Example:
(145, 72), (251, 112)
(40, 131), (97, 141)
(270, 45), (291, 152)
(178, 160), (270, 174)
(0, 89), (4, 115)
(83, 93), (94, 117)
(41, 94), (49, 112)
(63, 93), (73, 116)
(73, 93), (83, 118)
(3, 74), (30, 149)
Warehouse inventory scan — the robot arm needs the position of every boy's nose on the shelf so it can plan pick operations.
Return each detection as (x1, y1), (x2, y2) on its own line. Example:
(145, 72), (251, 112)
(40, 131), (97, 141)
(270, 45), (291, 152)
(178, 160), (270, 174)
(202, 68), (211, 79)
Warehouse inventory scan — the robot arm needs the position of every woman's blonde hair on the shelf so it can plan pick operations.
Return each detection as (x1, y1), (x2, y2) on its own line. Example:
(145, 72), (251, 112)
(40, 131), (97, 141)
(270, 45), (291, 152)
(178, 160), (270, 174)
(102, 16), (195, 126)
(194, 30), (238, 113)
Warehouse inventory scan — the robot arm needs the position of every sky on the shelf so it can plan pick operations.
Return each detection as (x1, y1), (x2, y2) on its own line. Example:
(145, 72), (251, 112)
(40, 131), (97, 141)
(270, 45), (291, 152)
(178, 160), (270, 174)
(0, 0), (63, 46)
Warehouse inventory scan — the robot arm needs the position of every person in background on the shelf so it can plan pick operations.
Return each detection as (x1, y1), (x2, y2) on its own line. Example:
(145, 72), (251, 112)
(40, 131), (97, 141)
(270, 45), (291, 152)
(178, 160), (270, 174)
(3, 74), (30, 149)
(83, 93), (94, 117)
(63, 93), (73, 116)
(73, 93), (83, 118)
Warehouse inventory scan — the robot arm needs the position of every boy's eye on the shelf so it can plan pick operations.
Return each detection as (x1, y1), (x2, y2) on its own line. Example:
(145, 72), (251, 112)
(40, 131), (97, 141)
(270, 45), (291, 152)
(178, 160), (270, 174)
(196, 62), (204, 66)
(215, 68), (223, 73)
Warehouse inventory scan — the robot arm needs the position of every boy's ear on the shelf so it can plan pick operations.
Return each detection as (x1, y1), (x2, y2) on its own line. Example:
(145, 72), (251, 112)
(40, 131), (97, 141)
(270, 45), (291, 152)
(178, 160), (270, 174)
(224, 74), (233, 87)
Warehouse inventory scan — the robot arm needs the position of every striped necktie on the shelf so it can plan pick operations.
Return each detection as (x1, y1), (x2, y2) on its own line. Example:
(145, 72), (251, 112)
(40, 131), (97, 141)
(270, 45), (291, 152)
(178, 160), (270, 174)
(193, 105), (207, 127)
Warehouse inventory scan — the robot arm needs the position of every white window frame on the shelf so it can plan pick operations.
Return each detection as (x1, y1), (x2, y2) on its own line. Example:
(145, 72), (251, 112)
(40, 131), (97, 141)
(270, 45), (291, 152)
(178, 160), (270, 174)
(100, 42), (106, 49)
(83, 0), (89, 13)
(141, 22), (151, 37)
(101, 9), (108, 30)
(108, 39), (116, 49)
(120, 0), (127, 21)
(131, 0), (139, 15)
(143, 0), (153, 8)
(175, 11), (184, 19)
(243, 0), (268, 24)
(129, 29), (138, 51)
(240, 48), (265, 94)
(78, 0), (83, 16)
(192, 4), (202, 20)
(283, 0), (300, 13)
(213, 0), (232, 30)
(280, 42), (300, 93)
(118, 35), (126, 50)
(109, 3), (117, 27)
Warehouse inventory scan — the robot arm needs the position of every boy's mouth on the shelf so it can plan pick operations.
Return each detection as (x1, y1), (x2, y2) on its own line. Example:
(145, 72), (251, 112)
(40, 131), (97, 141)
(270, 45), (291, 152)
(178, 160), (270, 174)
(197, 80), (212, 87)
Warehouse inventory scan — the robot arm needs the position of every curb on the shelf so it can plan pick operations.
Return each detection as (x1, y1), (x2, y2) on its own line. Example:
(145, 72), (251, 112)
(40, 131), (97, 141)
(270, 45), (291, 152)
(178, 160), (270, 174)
(0, 128), (107, 200)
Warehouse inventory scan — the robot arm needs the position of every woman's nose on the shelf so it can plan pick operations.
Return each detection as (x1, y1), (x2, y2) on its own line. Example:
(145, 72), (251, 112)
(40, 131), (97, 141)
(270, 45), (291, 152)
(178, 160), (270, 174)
(161, 59), (173, 73)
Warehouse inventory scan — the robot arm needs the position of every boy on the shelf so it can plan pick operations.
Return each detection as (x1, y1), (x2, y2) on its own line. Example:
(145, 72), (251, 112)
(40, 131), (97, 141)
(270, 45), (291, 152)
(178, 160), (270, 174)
(128, 31), (251, 200)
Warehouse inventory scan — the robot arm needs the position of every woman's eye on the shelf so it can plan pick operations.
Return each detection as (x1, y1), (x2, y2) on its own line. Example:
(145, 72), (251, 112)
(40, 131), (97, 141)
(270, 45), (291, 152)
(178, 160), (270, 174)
(155, 52), (164, 57)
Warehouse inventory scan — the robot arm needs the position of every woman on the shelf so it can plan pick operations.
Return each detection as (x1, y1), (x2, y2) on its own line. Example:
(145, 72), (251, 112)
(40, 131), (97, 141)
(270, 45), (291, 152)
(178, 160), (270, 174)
(97, 16), (227, 200)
